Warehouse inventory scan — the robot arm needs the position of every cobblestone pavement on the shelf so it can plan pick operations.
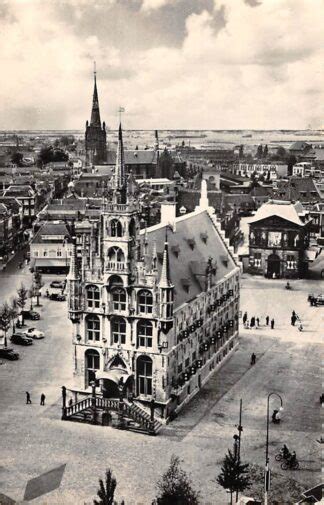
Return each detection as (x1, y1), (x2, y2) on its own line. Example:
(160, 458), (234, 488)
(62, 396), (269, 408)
(0, 274), (322, 504)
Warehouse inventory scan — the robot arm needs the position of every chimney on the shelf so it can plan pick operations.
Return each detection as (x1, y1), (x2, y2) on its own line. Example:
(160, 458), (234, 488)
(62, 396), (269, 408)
(160, 202), (176, 231)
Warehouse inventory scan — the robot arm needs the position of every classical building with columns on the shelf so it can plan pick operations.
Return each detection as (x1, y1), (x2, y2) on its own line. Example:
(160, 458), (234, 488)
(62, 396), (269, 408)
(66, 125), (241, 427)
(248, 200), (312, 279)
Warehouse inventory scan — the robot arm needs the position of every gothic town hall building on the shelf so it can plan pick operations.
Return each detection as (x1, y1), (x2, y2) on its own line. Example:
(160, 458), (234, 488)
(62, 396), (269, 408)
(66, 124), (241, 425)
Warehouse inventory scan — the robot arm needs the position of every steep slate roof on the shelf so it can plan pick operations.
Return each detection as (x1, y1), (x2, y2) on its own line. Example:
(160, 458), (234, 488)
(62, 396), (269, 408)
(289, 141), (311, 151)
(248, 200), (307, 226)
(32, 222), (71, 244)
(177, 189), (223, 214)
(107, 150), (158, 165)
(145, 210), (237, 309)
(272, 177), (321, 203)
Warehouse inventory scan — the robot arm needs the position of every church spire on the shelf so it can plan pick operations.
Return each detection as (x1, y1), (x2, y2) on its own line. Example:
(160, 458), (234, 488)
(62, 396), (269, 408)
(159, 232), (172, 288)
(90, 62), (101, 127)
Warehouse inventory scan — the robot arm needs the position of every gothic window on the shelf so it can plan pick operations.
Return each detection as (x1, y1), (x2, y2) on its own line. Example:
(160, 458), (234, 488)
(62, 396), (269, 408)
(110, 219), (123, 237)
(138, 290), (153, 314)
(137, 320), (153, 347)
(85, 349), (100, 387)
(111, 287), (126, 311)
(137, 356), (152, 396)
(107, 247), (125, 263)
(111, 317), (126, 344)
(86, 314), (100, 341)
(86, 285), (100, 308)
(129, 218), (136, 238)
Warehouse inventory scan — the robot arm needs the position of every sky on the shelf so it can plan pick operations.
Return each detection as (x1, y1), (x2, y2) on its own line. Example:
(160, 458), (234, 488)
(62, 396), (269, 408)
(0, 0), (323, 130)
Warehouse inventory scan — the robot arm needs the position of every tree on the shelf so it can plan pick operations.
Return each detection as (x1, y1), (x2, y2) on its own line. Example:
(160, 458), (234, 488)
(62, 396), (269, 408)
(33, 271), (43, 306)
(37, 145), (68, 167)
(287, 154), (297, 176)
(154, 455), (199, 505)
(256, 145), (263, 159)
(239, 145), (244, 159)
(263, 144), (268, 157)
(11, 152), (24, 166)
(17, 283), (28, 312)
(9, 298), (19, 334)
(217, 450), (251, 505)
(93, 469), (124, 505)
(0, 302), (11, 347)
(276, 146), (286, 159)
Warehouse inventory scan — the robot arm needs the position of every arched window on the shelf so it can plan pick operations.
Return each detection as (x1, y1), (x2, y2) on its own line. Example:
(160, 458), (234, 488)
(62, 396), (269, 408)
(85, 349), (100, 387)
(86, 285), (100, 308)
(129, 218), (136, 238)
(137, 356), (152, 396)
(107, 247), (125, 263)
(137, 289), (153, 314)
(86, 314), (100, 341)
(138, 290), (153, 314)
(111, 287), (126, 311)
(137, 320), (153, 348)
(111, 317), (126, 345)
(110, 219), (123, 237)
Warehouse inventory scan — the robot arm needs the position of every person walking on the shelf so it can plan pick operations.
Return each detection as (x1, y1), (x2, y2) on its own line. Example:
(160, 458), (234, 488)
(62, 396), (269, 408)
(291, 314), (296, 326)
(243, 312), (248, 325)
(250, 316), (255, 328)
(266, 315), (269, 326)
(250, 353), (256, 365)
(271, 318), (275, 329)
(40, 393), (46, 406)
(26, 391), (32, 404)
(256, 317), (260, 327)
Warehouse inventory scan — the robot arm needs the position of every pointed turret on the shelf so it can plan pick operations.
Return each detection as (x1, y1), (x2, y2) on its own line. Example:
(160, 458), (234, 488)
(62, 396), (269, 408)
(159, 232), (174, 321)
(90, 67), (101, 127)
(159, 233), (173, 289)
(113, 123), (126, 195)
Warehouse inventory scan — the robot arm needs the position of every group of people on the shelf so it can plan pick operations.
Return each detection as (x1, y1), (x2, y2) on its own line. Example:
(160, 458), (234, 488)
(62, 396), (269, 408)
(243, 312), (275, 330)
(26, 391), (46, 405)
(280, 444), (297, 465)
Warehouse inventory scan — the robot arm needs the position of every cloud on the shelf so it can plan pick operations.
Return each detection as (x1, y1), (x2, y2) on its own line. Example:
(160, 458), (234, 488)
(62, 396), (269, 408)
(0, 0), (323, 129)
(141, 0), (175, 10)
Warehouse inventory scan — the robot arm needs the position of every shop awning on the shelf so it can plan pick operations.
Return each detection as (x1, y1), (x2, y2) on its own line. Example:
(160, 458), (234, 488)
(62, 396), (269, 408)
(96, 369), (132, 385)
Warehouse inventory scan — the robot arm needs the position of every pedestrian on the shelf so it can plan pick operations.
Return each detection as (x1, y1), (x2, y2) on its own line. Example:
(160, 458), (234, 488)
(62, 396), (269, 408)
(250, 316), (255, 328)
(26, 391), (32, 404)
(291, 315), (296, 326)
(266, 315), (269, 326)
(292, 310), (296, 318)
(40, 393), (46, 406)
(256, 317), (260, 327)
(243, 312), (248, 325)
(271, 318), (275, 329)
(250, 353), (256, 365)
(245, 318), (249, 329)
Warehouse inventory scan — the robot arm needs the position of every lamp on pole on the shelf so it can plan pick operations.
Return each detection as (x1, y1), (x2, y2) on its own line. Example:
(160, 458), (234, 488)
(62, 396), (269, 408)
(265, 392), (283, 505)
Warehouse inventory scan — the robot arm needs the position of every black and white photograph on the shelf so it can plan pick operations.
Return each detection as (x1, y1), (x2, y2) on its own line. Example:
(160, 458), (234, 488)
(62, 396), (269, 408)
(0, 0), (323, 503)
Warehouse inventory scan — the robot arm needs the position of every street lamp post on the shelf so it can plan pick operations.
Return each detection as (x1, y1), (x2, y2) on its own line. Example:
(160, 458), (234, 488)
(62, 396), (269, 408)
(265, 392), (283, 505)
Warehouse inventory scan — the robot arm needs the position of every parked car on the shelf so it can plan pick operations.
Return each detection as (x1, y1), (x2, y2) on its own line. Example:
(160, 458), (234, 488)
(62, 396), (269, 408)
(50, 280), (65, 289)
(23, 327), (45, 339)
(21, 309), (40, 320)
(308, 293), (324, 306)
(11, 333), (33, 346)
(49, 292), (66, 301)
(0, 347), (20, 360)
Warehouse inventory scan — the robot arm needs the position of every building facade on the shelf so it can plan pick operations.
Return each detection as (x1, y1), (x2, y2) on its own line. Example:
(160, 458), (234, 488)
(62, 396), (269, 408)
(85, 71), (107, 166)
(66, 125), (241, 425)
(30, 222), (73, 273)
(248, 200), (312, 278)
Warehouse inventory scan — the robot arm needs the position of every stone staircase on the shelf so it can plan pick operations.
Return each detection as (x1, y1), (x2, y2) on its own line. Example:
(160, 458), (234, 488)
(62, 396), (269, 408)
(62, 396), (163, 435)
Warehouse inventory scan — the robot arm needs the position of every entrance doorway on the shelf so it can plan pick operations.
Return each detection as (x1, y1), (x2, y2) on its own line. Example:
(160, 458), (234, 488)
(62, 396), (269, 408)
(267, 253), (281, 278)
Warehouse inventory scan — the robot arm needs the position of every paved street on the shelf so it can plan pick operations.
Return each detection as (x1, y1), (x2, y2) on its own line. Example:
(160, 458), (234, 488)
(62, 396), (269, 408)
(0, 269), (322, 504)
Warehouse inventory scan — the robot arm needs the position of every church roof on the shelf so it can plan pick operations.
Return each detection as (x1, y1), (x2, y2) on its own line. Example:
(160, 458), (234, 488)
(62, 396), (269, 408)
(107, 150), (158, 166)
(145, 209), (237, 309)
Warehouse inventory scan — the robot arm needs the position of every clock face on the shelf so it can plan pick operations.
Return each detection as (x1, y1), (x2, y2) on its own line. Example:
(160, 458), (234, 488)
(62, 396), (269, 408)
(268, 231), (281, 247)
